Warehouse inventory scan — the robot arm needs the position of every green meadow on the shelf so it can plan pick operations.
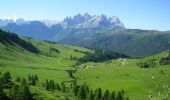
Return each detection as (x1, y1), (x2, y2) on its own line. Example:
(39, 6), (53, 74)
(0, 33), (170, 100)
(76, 59), (170, 99)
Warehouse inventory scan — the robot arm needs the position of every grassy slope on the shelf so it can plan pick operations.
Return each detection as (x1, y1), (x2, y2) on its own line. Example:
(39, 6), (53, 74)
(0, 38), (91, 99)
(0, 31), (170, 99)
(76, 52), (170, 100)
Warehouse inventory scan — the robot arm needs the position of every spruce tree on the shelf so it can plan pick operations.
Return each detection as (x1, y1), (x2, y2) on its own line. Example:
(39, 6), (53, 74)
(84, 83), (89, 96)
(22, 85), (32, 100)
(88, 90), (94, 100)
(2, 71), (12, 87)
(61, 82), (66, 92)
(32, 76), (36, 86)
(116, 91), (123, 100)
(56, 83), (61, 91)
(0, 84), (5, 99)
(50, 80), (55, 91)
(73, 85), (79, 96)
(103, 89), (110, 100)
(10, 85), (20, 100)
(15, 76), (21, 82)
(28, 75), (32, 82)
(110, 91), (116, 100)
(45, 80), (49, 90)
(94, 88), (102, 100)
(34, 75), (38, 82)
(78, 86), (86, 100)
(21, 79), (27, 87)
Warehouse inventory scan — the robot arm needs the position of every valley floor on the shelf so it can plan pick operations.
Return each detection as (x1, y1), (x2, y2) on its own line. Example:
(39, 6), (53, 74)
(0, 38), (170, 100)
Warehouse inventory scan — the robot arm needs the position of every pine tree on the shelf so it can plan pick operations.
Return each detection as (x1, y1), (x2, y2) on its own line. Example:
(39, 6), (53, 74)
(34, 75), (38, 82)
(50, 80), (55, 91)
(2, 71), (12, 88)
(45, 80), (49, 90)
(28, 75), (32, 82)
(116, 91), (123, 100)
(10, 85), (20, 100)
(15, 76), (21, 82)
(56, 83), (61, 91)
(73, 85), (79, 96)
(61, 82), (66, 92)
(78, 86), (86, 100)
(22, 85), (32, 100)
(88, 90), (94, 100)
(21, 79), (27, 87)
(103, 89), (110, 100)
(31, 76), (36, 86)
(121, 89), (124, 95)
(110, 91), (116, 100)
(94, 88), (102, 100)
(84, 83), (89, 96)
(0, 83), (5, 99)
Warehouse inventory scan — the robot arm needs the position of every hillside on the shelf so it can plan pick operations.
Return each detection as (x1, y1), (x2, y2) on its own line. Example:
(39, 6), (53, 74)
(0, 30), (130, 99)
(0, 30), (170, 100)
(0, 30), (92, 99)
(75, 50), (170, 99)
(1, 14), (170, 58)
(58, 29), (170, 57)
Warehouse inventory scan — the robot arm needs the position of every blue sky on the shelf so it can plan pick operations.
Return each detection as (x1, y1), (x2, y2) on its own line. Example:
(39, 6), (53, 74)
(0, 0), (170, 31)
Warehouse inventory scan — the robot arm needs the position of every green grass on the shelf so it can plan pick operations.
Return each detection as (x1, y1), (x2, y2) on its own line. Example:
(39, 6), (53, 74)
(0, 38), (91, 99)
(0, 36), (170, 99)
(76, 58), (170, 100)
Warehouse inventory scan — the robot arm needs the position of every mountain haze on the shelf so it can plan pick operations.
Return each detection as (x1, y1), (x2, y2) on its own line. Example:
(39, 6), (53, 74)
(1, 13), (170, 57)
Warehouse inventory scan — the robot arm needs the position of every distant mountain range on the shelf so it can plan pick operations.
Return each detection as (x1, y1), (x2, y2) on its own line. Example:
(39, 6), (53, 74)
(1, 13), (170, 57)
(0, 13), (124, 40)
(0, 13), (124, 29)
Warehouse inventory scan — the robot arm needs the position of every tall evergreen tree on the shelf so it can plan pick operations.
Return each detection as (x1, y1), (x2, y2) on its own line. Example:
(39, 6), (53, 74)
(78, 86), (86, 100)
(34, 75), (38, 82)
(116, 91), (123, 100)
(0, 83), (5, 99)
(22, 85), (32, 100)
(31, 76), (36, 86)
(110, 91), (116, 100)
(73, 85), (80, 96)
(28, 75), (32, 82)
(61, 82), (66, 92)
(10, 85), (20, 100)
(21, 79), (27, 87)
(103, 89), (110, 100)
(50, 80), (55, 91)
(45, 80), (49, 90)
(94, 88), (102, 100)
(84, 83), (89, 96)
(15, 76), (21, 82)
(56, 83), (61, 91)
(2, 71), (12, 88)
(88, 90), (94, 100)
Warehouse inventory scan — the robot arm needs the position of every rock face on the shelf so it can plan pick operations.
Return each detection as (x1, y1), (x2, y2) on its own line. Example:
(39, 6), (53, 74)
(0, 13), (124, 40)
(2, 13), (170, 58)
(60, 13), (124, 29)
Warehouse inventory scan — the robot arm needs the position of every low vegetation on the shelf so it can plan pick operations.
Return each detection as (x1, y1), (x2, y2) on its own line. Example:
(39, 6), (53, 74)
(0, 30), (169, 99)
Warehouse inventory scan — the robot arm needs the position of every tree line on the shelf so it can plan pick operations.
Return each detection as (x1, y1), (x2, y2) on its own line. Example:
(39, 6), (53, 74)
(77, 49), (129, 64)
(0, 71), (129, 100)
(0, 71), (34, 100)
(0, 29), (39, 53)
(71, 81), (129, 100)
(137, 51), (170, 68)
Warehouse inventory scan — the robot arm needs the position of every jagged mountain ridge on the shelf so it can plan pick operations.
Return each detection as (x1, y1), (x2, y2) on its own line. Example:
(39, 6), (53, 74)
(0, 13), (124, 29)
(0, 13), (124, 41)
(1, 13), (170, 57)
(60, 13), (124, 29)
